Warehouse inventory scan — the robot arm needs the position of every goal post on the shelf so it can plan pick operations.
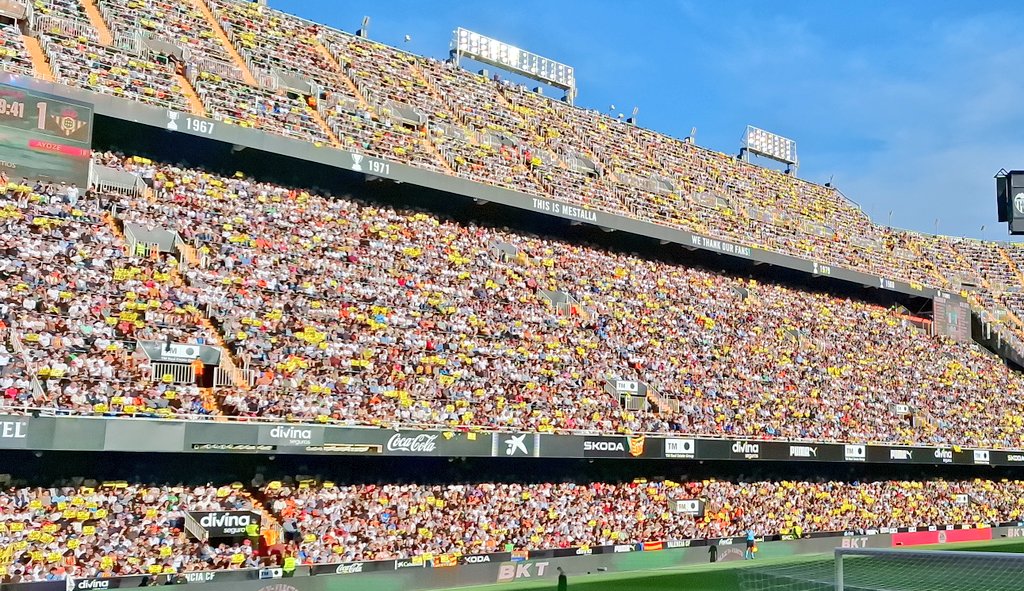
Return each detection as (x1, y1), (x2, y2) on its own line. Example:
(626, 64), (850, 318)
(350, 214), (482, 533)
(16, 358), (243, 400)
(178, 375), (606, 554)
(740, 547), (1024, 591)
(834, 547), (1024, 591)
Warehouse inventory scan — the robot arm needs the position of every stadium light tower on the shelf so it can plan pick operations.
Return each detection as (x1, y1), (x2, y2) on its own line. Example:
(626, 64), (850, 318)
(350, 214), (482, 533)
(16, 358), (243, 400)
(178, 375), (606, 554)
(450, 28), (577, 104)
(740, 125), (799, 176)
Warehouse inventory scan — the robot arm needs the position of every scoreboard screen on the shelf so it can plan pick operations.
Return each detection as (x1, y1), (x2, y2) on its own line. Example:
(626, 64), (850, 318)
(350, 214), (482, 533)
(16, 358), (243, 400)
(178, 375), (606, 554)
(934, 296), (971, 343)
(0, 82), (92, 186)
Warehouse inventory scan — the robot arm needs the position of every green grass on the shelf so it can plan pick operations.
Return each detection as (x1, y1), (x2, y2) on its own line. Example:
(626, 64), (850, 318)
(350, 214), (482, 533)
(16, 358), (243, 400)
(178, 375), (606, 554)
(454, 539), (1024, 591)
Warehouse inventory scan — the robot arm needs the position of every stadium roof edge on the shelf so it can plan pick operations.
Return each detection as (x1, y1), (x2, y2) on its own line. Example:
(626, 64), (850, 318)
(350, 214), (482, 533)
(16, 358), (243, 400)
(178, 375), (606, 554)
(256, 0), (840, 195)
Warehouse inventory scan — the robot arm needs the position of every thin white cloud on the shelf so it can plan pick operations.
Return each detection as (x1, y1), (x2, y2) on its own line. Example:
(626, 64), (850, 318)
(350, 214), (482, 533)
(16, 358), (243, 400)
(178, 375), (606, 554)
(690, 10), (1024, 238)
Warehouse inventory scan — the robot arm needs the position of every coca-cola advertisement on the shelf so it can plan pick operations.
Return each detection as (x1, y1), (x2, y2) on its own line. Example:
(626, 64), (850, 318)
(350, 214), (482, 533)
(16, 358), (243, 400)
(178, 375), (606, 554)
(386, 432), (440, 453)
(316, 429), (493, 457)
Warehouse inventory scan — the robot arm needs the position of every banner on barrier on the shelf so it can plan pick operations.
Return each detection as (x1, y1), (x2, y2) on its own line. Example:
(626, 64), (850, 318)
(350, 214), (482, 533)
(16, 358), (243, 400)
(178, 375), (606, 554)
(892, 527), (992, 546)
(7, 414), (1024, 468)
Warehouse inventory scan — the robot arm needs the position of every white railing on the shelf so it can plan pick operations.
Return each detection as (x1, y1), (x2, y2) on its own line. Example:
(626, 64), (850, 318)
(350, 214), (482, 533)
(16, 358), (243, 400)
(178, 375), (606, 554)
(29, 376), (44, 401)
(189, 56), (244, 83)
(22, 0), (33, 29)
(34, 15), (97, 42)
(150, 361), (195, 385)
(211, 352), (256, 389)
(122, 225), (160, 259)
(9, 330), (35, 375)
(174, 235), (207, 271)
(91, 164), (146, 198)
(646, 387), (679, 414)
(255, 68), (279, 91)
(184, 512), (208, 542)
(113, 27), (143, 55)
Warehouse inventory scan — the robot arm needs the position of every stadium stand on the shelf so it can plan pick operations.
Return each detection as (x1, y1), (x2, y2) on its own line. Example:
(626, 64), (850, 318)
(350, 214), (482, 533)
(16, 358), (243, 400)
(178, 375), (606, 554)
(93, 0), (232, 70)
(3, 475), (1024, 580)
(0, 180), (216, 416)
(261, 476), (1024, 562)
(0, 481), (262, 580)
(0, 154), (1011, 447)
(193, 75), (331, 144)
(0, 22), (35, 77)
(1, 0), (1024, 586)
(7, 0), (1024, 331)
(40, 31), (188, 111)
(33, 0), (92, 25)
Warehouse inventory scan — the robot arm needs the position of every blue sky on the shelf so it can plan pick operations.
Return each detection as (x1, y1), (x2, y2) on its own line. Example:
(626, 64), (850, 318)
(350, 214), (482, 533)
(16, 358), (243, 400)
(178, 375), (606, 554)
(275, 0), (1024, 240)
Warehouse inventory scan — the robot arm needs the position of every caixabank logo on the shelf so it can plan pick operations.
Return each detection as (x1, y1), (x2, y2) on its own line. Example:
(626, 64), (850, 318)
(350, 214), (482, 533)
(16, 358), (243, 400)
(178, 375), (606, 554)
(973, 449), (990, 465)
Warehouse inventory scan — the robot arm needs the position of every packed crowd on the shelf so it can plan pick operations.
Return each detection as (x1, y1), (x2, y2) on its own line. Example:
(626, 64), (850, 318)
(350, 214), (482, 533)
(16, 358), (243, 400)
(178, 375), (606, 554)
(193, 75), (330, 144)
(33, 0), (92, 26)
(0, 23), (34, 77)
(264, 476), (1024, 563)
(3, 475), (1023, 580)
(10, 0), (949, 294)
(15, 0), (1024, 336)
(70, 155), (1024, 448)
(94, 0), (237, 75)
(42, 33), (188, 111)
(0, 481), (260, 581)
(5, 0), (1024, 443)
(0, 178), (214, 416)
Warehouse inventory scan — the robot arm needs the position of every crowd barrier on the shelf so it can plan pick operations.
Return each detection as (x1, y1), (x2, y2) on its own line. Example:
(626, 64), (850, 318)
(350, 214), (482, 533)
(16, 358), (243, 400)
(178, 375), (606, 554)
(2, 414), (1023, 466)
(6, 525), (1023, 591)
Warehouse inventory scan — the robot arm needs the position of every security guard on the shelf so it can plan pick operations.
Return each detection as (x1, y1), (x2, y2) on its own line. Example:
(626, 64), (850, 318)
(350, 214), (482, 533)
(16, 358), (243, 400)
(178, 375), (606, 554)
(246, 521), (260, 547)
(283, 555), (296, 578)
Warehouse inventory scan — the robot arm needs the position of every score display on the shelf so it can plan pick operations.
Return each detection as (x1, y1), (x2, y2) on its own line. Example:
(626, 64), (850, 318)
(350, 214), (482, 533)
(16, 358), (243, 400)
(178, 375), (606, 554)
(0, 83), (92, 186)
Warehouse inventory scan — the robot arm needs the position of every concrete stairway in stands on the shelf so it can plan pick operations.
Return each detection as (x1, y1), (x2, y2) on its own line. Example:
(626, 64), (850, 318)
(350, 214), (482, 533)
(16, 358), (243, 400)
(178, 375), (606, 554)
(80, 0), (114, 46)
(21, 35), (54, 82)
(306, 104), (341, 148)
(187, 0), (258, 87)
(103, 208), (224, 416)
(312, 38), (374, 114)
(174, 72), (207, 117)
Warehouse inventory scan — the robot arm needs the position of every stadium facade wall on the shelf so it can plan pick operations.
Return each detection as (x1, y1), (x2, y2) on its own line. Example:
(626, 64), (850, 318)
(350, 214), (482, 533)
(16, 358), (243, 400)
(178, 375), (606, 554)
(0, 72), (956, 303)
(5, 415), (1023, 466)
(8, 527), (1023, 591)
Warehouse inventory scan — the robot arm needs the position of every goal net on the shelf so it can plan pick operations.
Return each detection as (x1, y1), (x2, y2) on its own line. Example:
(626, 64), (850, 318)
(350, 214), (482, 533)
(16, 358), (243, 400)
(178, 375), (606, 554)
(739, 547), (1024, 591)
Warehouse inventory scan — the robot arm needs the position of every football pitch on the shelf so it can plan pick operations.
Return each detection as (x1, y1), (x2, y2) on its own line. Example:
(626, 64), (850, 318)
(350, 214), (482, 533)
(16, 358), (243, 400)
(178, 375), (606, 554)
(454, 539), (1024, 591)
